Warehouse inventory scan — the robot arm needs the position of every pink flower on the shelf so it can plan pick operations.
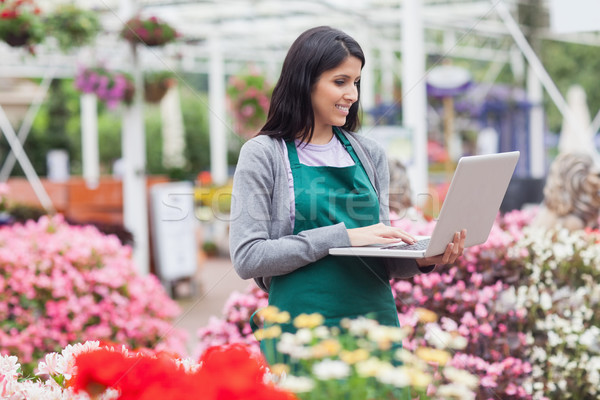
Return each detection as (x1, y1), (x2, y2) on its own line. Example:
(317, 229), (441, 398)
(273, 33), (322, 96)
(475, 303), (488, 318)
(479, 323), (493, 336)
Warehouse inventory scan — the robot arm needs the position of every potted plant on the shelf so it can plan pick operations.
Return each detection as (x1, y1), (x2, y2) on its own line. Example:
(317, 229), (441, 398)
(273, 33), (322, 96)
(0, 0), (43, 49)
(44, 4), (101, 52)
(144, 70), (177, 103)
(120, 15), (178, 47)
(74, 65), (135, 109)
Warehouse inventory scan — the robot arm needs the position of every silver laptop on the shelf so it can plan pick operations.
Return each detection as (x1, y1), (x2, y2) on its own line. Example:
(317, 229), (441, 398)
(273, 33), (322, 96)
(329, 151), (520, 259)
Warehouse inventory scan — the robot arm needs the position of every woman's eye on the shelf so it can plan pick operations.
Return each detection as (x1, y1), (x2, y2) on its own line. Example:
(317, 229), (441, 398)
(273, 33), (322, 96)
(335, 80), (345, 85)
(354, 80), (360, 86)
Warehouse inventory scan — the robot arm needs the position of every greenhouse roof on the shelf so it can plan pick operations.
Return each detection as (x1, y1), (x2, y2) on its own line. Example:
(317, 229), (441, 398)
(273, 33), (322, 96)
(1, 0), (599, 79)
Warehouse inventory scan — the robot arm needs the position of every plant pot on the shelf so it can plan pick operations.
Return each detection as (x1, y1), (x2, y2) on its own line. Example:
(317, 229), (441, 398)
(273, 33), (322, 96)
(144, 79), (175, 103)
(4, 32), (30, 47)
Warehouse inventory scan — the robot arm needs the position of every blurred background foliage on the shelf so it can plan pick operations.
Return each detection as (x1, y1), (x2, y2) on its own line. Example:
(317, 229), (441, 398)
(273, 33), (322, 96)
(0, 75), (242, 181)
(0, 37), (599, 179)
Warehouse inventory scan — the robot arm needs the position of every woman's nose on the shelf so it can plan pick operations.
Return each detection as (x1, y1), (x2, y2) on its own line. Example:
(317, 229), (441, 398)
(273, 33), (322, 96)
(345, 84), (358, 102)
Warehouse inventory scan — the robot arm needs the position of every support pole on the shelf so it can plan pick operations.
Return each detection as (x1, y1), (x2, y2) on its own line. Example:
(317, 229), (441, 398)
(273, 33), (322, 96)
(0, 105), (54, 212)
(208, 32), (228, 186)
(122, 44), (150, 276)
(527, 66), (545, 177)
(380, 41), (395, 104)
(402, 0), (428, 204)
(81, 94), (99, 188)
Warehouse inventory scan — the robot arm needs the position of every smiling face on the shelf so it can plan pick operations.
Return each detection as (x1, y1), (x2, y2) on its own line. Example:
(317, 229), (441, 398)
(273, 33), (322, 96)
(310, 56), (362, 142)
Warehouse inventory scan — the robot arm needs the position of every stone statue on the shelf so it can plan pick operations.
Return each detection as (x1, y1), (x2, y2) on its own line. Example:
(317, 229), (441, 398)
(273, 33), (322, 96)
(534, 152), (600, 231)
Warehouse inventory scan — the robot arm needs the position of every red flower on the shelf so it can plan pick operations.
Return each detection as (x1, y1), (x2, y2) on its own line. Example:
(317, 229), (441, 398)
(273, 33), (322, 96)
(72, 344), (296, 400)
(196, 344), (295, 400)
(71, 350), (137, 396)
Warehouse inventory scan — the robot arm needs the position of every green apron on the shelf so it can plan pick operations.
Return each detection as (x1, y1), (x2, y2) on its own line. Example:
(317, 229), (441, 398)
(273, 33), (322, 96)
(267, 128), (399, 331)
(258, 128), (410, 399)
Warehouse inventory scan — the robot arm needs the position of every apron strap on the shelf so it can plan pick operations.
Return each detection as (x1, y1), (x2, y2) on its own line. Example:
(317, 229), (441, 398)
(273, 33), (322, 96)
(250, 308), (262, 333)
(285, 140), (302, 169)
(333, 127), (361, 165)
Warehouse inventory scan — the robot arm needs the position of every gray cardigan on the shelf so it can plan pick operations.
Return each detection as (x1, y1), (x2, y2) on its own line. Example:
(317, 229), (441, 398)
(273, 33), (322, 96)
(229, 129), (432, 292)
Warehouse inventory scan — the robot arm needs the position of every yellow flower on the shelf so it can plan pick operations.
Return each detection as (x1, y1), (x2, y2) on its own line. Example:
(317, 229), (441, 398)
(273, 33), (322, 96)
(257, 306), (281, 323)
(293, 313), (324, 329)
(270, 363), (290, 377)
(274, 311), (290, 324)
(415, 347), (451, 366)
(339, 348), (370, 364)
(311, 339), (341, 358)
(254, 325), (282, 341)
(415, 308), (438, 323)
(405, 367), (433, 387)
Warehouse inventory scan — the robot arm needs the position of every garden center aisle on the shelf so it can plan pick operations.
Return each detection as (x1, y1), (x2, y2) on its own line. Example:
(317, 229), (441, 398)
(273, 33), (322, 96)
(175, 255), (250, 354)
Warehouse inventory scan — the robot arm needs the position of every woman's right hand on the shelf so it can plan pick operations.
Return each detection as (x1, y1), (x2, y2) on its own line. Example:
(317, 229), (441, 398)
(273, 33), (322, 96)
(347, 223), (417, 247)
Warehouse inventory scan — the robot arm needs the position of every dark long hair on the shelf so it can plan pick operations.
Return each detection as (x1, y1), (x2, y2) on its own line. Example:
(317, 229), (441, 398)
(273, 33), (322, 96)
(260, 26), (365, 142)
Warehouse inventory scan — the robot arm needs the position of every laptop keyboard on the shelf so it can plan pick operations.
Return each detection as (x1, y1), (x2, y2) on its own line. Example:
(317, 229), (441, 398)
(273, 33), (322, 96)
(381, 238), (431, 251)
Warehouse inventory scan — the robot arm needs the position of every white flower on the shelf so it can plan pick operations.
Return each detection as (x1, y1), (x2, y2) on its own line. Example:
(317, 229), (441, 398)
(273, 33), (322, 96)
(376, 366), (410, 388)
(175, 358), (200, 373)
(356, 357), (390, 378)
(424, 323), (451, 349)
(531, 346), (547, 362)
(443, 366), (479, 389)
(295, 328), (313, 344)
(312, 359), (350, 380)
(548, 331), (563, 347)
(37, 353), (67, 376)
(0, 355), (20, 379)
(278, 375), (315, 393)
(343, 317), (379, 337)
(539, 292), (553, 310)
(437, 383), (476, 400)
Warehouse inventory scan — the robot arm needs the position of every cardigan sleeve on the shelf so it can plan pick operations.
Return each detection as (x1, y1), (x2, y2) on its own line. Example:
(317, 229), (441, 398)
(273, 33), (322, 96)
(229, 139), (352, 281)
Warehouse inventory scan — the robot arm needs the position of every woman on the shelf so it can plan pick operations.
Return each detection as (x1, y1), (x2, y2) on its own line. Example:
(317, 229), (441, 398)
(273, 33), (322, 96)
(230, 26), (465, 359)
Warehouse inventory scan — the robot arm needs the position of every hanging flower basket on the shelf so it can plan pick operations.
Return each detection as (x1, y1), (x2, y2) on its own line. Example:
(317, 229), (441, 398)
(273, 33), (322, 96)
(121, 15), (178, 47)
(0, 0), (44, 49)
(226, 72), (273, 138)
(74, 66), (135, 109)
(4, 31), (30, 47)
(144, 71), (177, 103)
(44, 4), (101, 52)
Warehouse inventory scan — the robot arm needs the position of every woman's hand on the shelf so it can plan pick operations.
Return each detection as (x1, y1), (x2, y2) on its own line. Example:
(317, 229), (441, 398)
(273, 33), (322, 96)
(347, 223), (417, 247)
(416, 229), (466, 267)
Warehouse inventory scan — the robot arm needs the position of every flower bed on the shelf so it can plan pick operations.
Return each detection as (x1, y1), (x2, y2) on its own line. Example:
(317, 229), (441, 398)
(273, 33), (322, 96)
(1, 309), (479, 400)
(195, 207), (600, 400)
(0, 341), (292, 400)
(0, 215), (187, 375)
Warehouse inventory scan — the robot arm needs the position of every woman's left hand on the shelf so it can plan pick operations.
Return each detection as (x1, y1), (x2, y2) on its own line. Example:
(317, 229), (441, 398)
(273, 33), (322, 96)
(416, 229), (466, 267)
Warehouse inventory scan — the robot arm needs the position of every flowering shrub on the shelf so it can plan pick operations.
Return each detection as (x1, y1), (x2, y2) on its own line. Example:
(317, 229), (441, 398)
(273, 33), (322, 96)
(0, 0), (43, 49)
(0, 215), (187, 375)
(255, 306), (478, 399)
(0, 341), (294, 399)
(196, 207), (600, 399)
(196, 285), (268, 357)
(120, 15), (178, 47)
(227, 72), (273, 138)
(74, 66), (135, 109)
